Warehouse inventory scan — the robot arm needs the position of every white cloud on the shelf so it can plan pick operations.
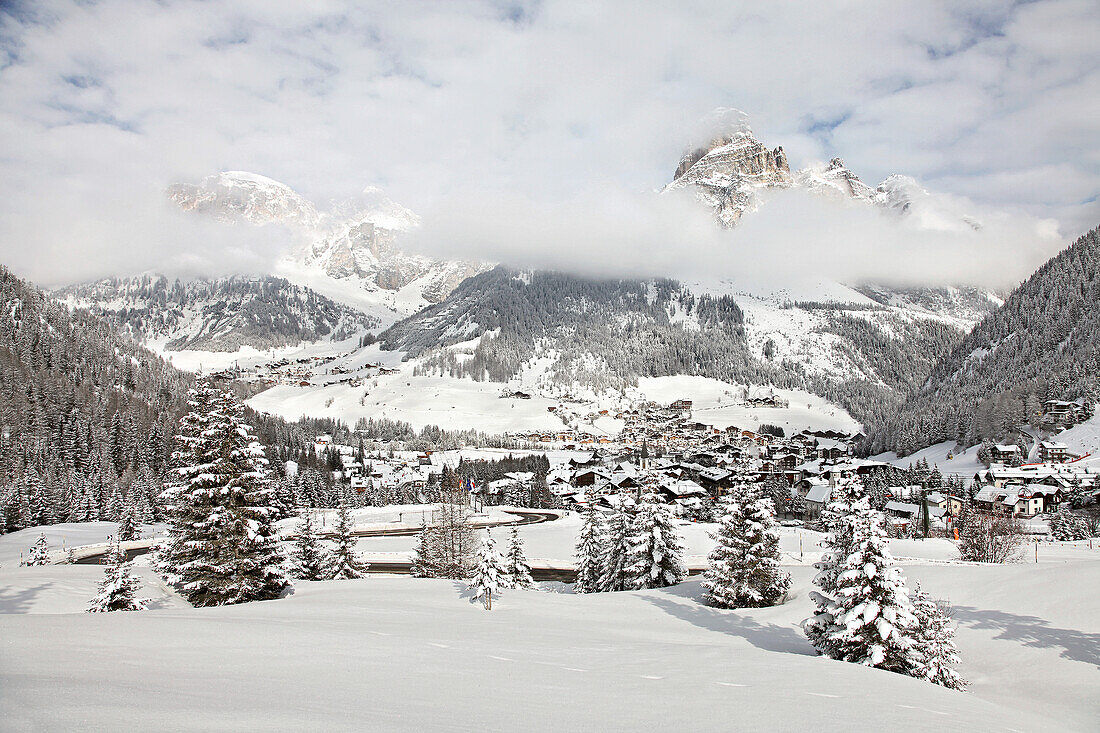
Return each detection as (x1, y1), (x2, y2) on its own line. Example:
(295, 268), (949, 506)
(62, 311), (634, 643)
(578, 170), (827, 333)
(0, 0), (1095, 285)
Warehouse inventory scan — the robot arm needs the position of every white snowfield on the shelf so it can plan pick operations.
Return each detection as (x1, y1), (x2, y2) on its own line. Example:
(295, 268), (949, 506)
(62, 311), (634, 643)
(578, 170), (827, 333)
(2, 521), (1098, 731)
(247, 363), (861, 437)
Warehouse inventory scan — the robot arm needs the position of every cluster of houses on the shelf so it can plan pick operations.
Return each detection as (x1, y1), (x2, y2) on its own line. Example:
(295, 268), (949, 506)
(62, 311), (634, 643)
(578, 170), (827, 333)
(304, 396), (1099, 532)
(969, 464), (1097, 518)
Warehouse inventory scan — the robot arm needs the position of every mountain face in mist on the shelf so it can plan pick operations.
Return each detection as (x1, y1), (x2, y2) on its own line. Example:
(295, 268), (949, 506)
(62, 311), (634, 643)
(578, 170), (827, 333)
(168, 171), (486, 314)
(58, 274), (378, 352)
(870, 225), (1100, 455)
(667, 109), (982, 232)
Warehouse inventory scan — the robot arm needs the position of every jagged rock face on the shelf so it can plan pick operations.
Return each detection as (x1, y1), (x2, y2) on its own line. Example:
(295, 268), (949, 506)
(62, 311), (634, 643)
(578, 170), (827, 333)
(795, 158), (878, 201)
(667, 119), (792, 227)
(670, 110), (984, 232)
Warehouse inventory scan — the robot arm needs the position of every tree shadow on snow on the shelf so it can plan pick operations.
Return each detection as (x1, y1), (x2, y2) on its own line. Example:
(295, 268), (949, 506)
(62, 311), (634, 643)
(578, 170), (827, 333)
(643, 588), (815, 656)
(0, 582), (51, 614)
(952, 605), (1100, 669)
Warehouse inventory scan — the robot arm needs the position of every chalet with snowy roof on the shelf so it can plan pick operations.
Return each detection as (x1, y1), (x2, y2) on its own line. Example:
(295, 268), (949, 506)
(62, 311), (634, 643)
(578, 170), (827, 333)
(697, 467), (733, 495)
(973, 485), (1047, 517)
(1039, 441), (1069, 463)
(1042, 399), (1082, 427)
(991, 444), (1022, 463)
(803, 483), (832, 521)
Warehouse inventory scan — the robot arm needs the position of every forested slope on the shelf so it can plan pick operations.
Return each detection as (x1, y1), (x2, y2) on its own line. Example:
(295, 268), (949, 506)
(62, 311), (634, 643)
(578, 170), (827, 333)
(869, 226), (1100, 455)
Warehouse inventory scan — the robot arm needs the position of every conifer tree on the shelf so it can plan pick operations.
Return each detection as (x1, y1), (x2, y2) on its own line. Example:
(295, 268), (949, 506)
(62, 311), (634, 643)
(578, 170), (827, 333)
(412, 522), (443, 578)
(503, 526), (534, 589)
(805, 490), (920, 674)
(574, 498), (607, 593)
(599, 501), (633, 592)
(471, 531), (506, 609)
(703, 488), (790, 609)
(910, 585), (965, 689)
(24, 533), (50, 566)
(157, 380), (288, 607)
(291, 510), (331, 581)
(87, 538), (146, 613)
(625, 490), (686, 590)
(117, 506), (139, 543)
(329, 501), (369, 580)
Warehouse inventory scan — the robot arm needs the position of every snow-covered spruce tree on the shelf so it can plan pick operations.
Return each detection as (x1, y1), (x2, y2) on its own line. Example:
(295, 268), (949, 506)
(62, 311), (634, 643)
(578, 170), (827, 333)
(574, 498), (607, 593)
(599, 501), (633, 592)
(291, 510), (331, 581)
(23, 534), (50, 566)
(625, 490), (686, 590)
(503, 526), (534, 589)
(157, 380), (288, 607)
(412, 522), (443, 578)
(471, 531), (506, 609)
(329, 501), (369, 580)
(87, 538), (146, 613)
(910, 584), (965, 690)
(117, 505), (139, 543)
(805, 491), (920, 674)
(1049, 506), (1092, 541)
(703, 487), (790, 609)
(804, 477), (865, 652)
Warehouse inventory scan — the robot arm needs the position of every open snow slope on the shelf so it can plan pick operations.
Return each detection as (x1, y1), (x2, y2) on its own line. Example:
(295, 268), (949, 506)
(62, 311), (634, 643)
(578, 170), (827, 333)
(872, 441), (987, 478)
(2, 521), (1097, 731)
(246, 363), (861, 436)
(3, 568), (1095, 732)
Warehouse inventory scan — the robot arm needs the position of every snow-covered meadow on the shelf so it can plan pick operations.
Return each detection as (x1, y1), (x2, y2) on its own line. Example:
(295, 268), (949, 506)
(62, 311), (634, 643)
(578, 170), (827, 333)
(2, 520), (1098, 731)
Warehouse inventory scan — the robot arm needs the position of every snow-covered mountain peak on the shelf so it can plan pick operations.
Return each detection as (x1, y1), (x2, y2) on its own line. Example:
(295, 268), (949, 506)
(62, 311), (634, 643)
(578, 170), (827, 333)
(167, 171), (321, 229)
(166, 171), (485, 317)
(665, 111), (791, 227)
(669, 109), (987, 234)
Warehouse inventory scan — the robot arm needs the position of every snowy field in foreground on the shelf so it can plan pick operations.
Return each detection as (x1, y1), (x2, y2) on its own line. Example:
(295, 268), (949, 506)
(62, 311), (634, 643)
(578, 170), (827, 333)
(1, 522), (1098, 731)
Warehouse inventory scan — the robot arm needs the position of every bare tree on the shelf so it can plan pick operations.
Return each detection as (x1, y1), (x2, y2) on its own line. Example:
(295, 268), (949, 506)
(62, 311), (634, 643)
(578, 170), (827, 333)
(956, 508), (1025, 563)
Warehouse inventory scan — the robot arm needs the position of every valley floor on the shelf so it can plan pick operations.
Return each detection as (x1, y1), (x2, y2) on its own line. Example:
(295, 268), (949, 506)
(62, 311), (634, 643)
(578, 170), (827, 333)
(1, 522), (1098, 731)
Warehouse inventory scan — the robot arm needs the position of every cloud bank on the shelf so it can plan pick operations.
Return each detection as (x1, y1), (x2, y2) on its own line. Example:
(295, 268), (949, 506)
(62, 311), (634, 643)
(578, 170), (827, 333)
(409, 185), (1062, 291)
(0, 0), (1095, 286)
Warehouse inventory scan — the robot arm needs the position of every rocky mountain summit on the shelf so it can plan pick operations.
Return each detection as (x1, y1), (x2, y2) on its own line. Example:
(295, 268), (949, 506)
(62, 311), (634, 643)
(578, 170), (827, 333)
(668, 109), (983, 232)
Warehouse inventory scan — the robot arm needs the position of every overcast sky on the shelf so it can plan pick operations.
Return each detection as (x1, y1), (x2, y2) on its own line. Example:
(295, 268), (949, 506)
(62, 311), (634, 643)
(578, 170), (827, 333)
(0, 0), (1097, 287)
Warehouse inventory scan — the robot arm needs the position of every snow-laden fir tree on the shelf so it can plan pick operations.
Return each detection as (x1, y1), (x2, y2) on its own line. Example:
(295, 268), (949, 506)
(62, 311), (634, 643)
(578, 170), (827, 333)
(703, 485), (790, 609)
(805, 488), (920, 674)
(574, 495), (607, 593)
(910, 584), (965, 690)
(599, 500), (633, 592)
(624, 489), (686, 590)
(471, 531), (506, 609)
(804, 477), (864, 641)
(291, 510), (331, 581)
(329, 501), (369, 580)
(412, 522), (443, 578)
(117, 505), (139, 543)
(23, 534), (50, 566)
(87, 538), (146, 613)
(157, 380), (288, 607)
(1049, 506), (1092, 541)
(503, 526), (534, 589)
